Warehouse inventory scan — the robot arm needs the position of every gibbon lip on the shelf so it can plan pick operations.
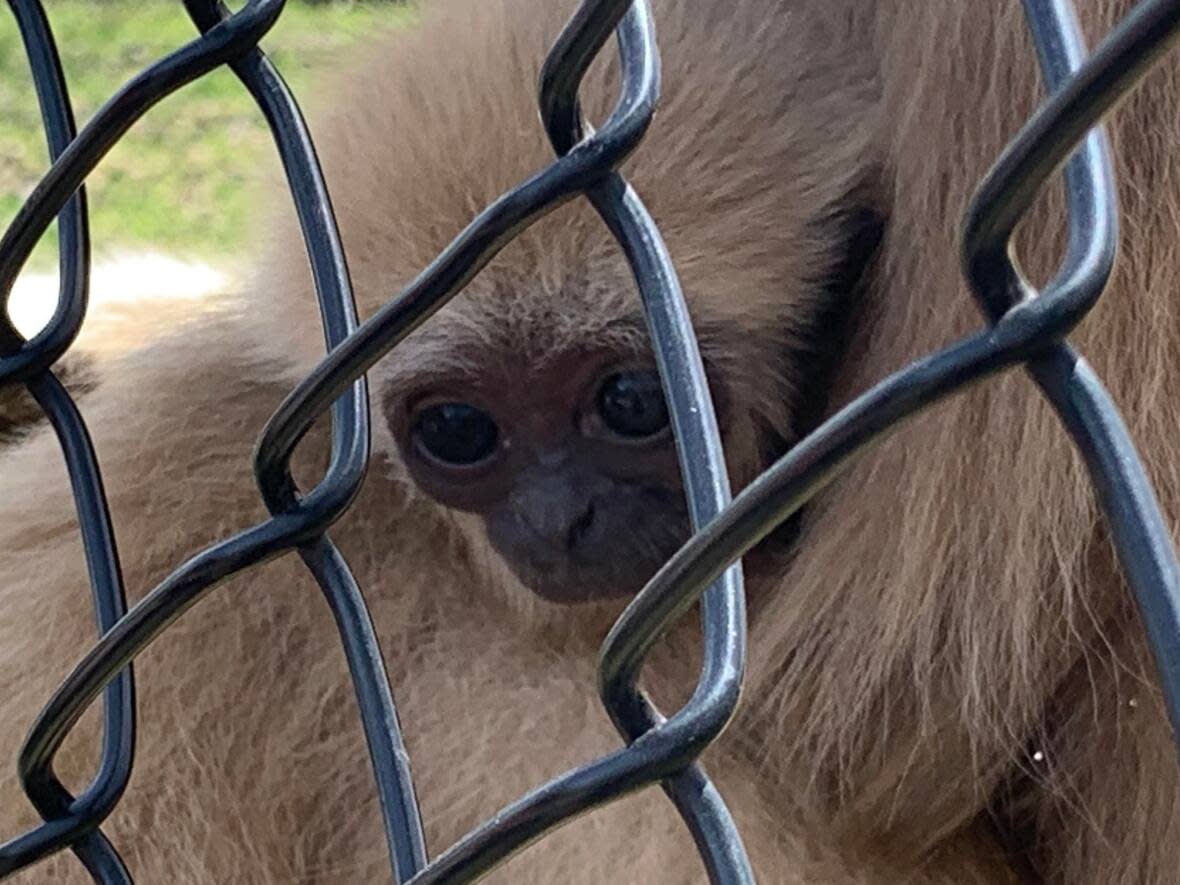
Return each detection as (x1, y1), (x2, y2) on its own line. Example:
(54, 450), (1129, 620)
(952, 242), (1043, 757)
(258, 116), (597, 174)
(507, 556), (650, 605)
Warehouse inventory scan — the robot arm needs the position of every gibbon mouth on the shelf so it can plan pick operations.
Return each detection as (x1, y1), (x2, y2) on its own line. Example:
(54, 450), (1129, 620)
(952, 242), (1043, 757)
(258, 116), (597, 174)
(503, 499), (810, 606)
(510, 506), (808, 607)
(503, 546), (673, 605)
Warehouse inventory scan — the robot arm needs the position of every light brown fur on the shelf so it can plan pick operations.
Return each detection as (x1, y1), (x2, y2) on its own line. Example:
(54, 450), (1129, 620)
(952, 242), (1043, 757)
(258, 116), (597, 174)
(1, 0), (1179, 882)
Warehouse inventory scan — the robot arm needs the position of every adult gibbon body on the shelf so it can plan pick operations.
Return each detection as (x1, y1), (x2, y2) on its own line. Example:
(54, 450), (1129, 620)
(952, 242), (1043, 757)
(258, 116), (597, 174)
(2, 0), (1179, 881)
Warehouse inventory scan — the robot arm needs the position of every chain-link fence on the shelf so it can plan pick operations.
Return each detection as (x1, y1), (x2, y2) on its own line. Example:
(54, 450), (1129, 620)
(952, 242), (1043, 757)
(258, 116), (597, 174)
(2, 0), (1180, 881)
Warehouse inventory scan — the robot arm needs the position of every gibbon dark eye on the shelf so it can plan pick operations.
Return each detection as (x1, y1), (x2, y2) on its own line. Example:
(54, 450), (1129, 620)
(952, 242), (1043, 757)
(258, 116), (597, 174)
(411, 402), (500, 466)
(596, 370), (669, 439)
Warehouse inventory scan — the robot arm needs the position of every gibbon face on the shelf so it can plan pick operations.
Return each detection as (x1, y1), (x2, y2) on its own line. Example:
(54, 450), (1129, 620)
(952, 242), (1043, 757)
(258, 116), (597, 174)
(386, 341), (688, 603)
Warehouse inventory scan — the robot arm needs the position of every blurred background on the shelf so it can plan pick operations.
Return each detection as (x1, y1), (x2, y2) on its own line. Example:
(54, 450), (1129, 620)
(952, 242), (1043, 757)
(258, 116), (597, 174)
(1, 0), (413, 333)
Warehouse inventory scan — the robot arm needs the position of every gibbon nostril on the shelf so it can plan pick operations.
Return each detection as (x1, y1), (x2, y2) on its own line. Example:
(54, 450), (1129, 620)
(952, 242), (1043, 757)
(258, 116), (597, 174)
(565, 502), (596, 551)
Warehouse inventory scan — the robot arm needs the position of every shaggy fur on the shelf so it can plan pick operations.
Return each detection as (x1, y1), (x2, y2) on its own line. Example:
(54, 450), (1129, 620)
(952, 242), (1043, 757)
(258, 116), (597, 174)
(1, 0), (1178, 881)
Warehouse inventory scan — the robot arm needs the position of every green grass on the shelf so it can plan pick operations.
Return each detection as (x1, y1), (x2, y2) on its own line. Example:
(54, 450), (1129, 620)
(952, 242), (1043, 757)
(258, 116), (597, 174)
(0, 1), (416, 272)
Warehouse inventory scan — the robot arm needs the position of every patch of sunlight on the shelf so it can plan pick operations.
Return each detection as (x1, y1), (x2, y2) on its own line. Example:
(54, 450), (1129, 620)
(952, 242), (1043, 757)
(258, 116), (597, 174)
(7, 252), (230, 340)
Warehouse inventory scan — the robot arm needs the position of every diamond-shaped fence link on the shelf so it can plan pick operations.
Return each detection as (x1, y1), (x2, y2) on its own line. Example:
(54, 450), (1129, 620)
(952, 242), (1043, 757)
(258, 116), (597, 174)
(2, 0), (1180, 881)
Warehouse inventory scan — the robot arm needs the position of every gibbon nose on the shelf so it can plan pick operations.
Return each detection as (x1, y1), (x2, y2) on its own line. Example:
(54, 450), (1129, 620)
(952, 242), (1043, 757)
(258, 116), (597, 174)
(511, 473), (597, 553)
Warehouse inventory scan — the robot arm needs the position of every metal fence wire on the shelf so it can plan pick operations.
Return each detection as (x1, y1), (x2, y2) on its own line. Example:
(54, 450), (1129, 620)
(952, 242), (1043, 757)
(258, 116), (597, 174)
(2, 0), (1180, 881)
